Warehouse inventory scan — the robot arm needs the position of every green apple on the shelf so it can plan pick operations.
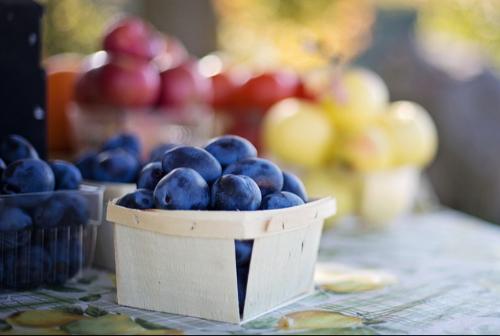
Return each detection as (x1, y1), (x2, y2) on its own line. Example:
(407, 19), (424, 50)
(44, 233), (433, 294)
(381, 101), (438, 167)
(263, 98), (335, 168)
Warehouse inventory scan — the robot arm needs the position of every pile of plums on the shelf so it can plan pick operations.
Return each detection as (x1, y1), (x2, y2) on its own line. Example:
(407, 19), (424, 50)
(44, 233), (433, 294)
(116, 134), (308, 314)
(0, 135), (90, 289)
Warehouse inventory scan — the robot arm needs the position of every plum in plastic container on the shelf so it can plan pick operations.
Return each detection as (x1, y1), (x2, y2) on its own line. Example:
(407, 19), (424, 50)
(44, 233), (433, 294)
(0, 184), (103, 290)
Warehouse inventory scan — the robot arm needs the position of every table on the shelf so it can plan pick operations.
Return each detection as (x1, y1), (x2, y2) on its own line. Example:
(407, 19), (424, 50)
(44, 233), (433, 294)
(1, 209), (500, 335)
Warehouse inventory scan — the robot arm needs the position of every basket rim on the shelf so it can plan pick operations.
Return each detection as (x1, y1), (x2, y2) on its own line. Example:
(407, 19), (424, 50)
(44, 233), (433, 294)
(106, 196), (336, 239)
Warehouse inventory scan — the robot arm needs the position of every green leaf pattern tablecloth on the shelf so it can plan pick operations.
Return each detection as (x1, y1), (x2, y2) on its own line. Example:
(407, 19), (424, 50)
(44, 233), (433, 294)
(2, 209), (500, 335)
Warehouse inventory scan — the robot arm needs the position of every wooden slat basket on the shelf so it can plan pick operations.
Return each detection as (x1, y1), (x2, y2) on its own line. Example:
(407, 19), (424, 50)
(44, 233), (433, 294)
(106, 197), (336, 324)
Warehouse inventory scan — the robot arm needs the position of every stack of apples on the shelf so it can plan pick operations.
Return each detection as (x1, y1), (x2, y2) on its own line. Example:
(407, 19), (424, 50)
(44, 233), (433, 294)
(262, 66), (438, 228)
(71, 16), (214, 154)
(75, 16), (212, 115)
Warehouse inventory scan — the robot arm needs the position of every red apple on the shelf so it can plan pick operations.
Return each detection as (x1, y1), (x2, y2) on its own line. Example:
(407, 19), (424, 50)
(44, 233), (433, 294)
(99, 56), (161, 108)
(158, 60), (212, 109)
(103, 16), (165, 61)
(210, 71), (248, 109)
(75, 67), (103, 106)
(235, 71), (301, 110)
(294, 78), (317, 101)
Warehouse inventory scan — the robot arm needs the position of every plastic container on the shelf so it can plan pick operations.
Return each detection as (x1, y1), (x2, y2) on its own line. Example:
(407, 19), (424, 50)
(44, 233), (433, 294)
(0, 184), (103, 290)
(107, 197), (336, 323)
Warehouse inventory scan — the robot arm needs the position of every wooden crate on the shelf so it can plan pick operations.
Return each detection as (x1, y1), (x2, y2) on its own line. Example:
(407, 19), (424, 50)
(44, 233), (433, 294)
(106, 197), (336, 324)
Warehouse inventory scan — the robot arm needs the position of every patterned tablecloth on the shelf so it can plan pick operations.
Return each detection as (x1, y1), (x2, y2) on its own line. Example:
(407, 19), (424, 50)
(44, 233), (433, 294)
(1, 208), (500, 335)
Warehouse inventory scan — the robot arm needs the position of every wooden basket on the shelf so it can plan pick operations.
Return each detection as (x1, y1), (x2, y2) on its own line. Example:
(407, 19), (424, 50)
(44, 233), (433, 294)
(93, 182), (136, 271)
(106, 197), (336, 324)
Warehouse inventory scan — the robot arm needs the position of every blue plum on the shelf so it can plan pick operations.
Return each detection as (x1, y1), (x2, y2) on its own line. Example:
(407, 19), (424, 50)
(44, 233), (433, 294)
(0, 158), (5, 177)
(154, 168), (210, 210)
(117, 189), (154, 210)
(0, 207), (32, 232)
(205, 135), (257, 168)
(33, 193), (90, 229)
(235, 240), (253, 267)
(0, 134), (39, 164)
(237, 264), (249, 315)
(261, 191), (304, 210)
(211, 175), (261, 211)
(224, 158), (283, 196)
(50, 160), (82, 190)
(282, 171), (308, 202)
(33, 195), (68, 229)
(101, 133), (142, 158)
(92, 149), (141, 183)
(0, 207), (32, 249)
(74, 151), (98, 180)
(137, 162), (165, 191)
(162, 146), (222, 184)
(2, 159), (55, 194)
(3, 246), (53, 289)
(149, 143), (178, 162)
(59, 193), (90, 227)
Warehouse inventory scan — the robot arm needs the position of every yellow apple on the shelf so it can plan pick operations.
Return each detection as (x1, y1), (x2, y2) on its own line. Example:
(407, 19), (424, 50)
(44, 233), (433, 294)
(263, 98), (335, 168)
(309, 67), (389, 132)
(303, 168), (358, 222)
(334, 126), (393, 172)
(381, 101), (438, 167)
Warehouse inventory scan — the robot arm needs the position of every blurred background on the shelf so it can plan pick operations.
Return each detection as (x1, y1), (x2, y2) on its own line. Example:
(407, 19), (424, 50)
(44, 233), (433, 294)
(39, 0), (500, 227)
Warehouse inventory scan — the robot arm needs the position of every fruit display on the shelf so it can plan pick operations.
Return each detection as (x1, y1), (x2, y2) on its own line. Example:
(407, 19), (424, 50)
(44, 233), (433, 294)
(262, 66), (438, 228)
(116, 134), (310, 313)
(68, 16), (214, 155)
(0, 135), (103, 289)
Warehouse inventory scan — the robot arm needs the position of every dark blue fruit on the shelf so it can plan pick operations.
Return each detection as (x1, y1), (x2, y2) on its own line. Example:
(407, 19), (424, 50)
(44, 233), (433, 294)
(92, 149), (141, 183)
(211, 175), (261, 211)
(2, 159), (55, 194)
(62, 193), (90, 226)
(117, 189), (154, 210)
(261, 191), (304, 210)
(137, 162), (165, 191)
(101, 133), (142, 158)
(162, 146), (222, 184)
(50, 234), (71, 285)
(0, 158), (5, 177)
(282, 171), (308, 202)
(33, 193), (90, 229)
(0, 134), (39, 164)
(74, 151), (98, 180)
(50, 160), (82, 190)
(0, 207), (32, 232)
(237, 264), (250, 315)
(154, 168), (209, 210)
(235, 240), (253, 267)
(0, 207), (32, 249)
(205, 135), (257, 168)
(224, 158), (283, 196)
(4, 246), (52, 289)
(149, 143), (178, 162)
